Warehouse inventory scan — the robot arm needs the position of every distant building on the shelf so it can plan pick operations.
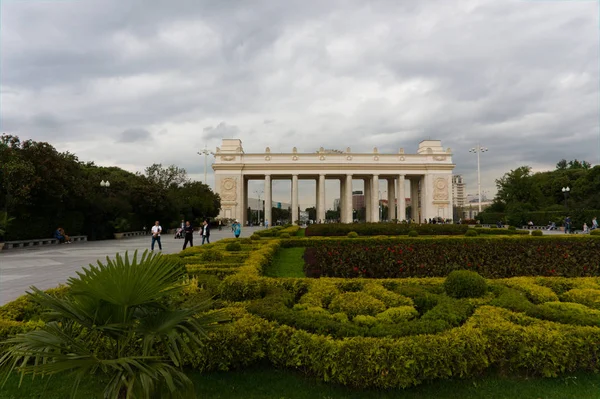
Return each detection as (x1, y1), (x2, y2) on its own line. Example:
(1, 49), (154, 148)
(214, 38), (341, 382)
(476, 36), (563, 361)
(247, 198), (291, 210)
(452, 175), (467, 208)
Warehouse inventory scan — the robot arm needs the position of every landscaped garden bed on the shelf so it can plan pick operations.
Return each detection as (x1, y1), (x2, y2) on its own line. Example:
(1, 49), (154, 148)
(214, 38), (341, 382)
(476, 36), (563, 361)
(2, 228), (600, 396)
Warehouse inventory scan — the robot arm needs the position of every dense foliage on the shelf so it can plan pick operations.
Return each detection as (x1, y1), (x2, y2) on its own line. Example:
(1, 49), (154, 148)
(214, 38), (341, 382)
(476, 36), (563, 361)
(480, 160), (600, 227)
(5, 235), (600, 391)
(306, 223), (468, 236)
(0, 135), (220, 240)
(0, 251), (227, 398)
(298, 236), (600, 278)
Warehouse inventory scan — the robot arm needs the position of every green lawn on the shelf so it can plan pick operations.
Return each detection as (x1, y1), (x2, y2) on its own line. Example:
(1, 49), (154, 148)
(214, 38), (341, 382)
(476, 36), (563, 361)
(263, 247), (305, 277)
(2, 367), (599, 399)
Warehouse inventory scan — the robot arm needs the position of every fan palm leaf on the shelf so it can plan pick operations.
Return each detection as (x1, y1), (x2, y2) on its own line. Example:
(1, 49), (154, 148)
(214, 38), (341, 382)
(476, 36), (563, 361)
(0, 250), (229, 398)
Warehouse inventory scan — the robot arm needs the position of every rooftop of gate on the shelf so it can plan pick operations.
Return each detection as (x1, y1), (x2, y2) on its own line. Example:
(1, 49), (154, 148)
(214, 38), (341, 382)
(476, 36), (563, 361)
(216, 139), (451, 155)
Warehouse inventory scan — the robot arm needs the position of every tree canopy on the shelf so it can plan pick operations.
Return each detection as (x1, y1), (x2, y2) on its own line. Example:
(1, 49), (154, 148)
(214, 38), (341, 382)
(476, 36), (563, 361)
(0, 135), (220, 240)
(481, 159), (600, 227)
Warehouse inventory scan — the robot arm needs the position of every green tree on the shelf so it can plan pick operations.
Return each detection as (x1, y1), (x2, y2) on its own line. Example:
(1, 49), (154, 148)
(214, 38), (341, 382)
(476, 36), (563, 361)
(144, 164), (189, 190)
(0, 251), (227, 398)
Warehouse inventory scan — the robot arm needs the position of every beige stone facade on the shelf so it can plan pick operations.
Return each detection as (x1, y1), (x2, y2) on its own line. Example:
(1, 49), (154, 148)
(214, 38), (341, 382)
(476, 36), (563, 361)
(212, 139), (455, 224)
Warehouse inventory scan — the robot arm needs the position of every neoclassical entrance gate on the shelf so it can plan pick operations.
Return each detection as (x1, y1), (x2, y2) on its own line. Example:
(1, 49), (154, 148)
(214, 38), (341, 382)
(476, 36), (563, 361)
(212, 139), (454, 224)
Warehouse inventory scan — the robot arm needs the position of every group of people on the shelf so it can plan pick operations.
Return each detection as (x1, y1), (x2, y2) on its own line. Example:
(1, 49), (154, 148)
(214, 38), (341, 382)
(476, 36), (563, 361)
(563, 216), (597, 234)
(150, 218), (244, 251)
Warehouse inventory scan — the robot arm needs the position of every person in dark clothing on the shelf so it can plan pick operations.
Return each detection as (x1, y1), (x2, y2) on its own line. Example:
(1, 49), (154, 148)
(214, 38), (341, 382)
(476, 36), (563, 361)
(54, 227), (66, 244)
(182, 221), (194, 249)
(201, 219), (211, 244)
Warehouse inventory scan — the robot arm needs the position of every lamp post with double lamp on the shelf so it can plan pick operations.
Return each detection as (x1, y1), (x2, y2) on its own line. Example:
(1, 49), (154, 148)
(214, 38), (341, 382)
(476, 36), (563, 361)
(198, 145), (215, 186)
(254, 189), (263, 226)
(100, 180), (111, 190)
(469, 143), (488, 212)
(562, 186), (570, 210)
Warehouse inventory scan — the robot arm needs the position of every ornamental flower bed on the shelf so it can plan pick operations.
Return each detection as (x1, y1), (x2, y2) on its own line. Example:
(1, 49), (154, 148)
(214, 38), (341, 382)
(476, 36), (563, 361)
(301, 236), (600, 279)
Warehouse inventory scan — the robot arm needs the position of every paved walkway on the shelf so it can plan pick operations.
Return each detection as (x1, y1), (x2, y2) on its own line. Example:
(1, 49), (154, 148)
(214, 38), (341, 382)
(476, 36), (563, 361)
(0, 227), (262, 305)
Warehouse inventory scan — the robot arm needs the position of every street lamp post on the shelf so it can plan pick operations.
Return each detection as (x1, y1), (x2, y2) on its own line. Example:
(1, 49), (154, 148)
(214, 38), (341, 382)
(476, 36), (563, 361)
(100, 180), (111, 189)
(469, 143), (488, 212)
(198, 145), (215, 186)
(255, 189), (263, 226)
(562, 186), (570, 210)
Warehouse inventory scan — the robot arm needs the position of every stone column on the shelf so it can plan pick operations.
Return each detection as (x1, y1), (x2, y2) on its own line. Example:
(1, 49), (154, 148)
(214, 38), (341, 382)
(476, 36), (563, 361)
(387, 178), (395, 221)
(396, 174), (405, 222)
(364, 177), (371, 222)
(345, 174), (353, 223)
(421, 174), (428, 222)
(291, 175), (299, 225)
(242, 177), (248, 224)
(264, 175), (272, 227)
(411, 178), (419, 222)
(318, 174), (326, 223)
(340, 177), (346, 223)
(371, 174), (379, 222)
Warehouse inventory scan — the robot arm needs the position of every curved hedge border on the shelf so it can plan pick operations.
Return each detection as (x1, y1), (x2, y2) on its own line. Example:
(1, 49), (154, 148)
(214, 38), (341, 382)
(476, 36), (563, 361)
(4, 236), (600, 390)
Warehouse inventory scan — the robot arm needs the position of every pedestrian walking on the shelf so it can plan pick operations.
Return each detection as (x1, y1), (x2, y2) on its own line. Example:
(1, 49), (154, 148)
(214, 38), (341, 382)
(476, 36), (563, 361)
(232, 219), (241, 238)
(201, 219), (211, 245)
(592, 217), (598, 231)
(182, 221), (194, 249)
(565, 216), (572, 234)
(151, 220), (162, 251)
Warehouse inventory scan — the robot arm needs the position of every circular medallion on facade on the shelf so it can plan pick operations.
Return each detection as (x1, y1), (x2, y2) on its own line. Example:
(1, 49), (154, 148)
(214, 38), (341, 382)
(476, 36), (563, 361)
(399, 156), (405, 161)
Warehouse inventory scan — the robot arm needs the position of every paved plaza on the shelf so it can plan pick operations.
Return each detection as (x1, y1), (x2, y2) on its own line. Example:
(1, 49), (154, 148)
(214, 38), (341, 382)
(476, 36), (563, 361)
(0, 226), (263, 305)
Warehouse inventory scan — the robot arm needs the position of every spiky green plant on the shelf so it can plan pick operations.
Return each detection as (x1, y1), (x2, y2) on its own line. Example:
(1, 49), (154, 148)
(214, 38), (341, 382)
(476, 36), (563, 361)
(0, 250), (228, 398)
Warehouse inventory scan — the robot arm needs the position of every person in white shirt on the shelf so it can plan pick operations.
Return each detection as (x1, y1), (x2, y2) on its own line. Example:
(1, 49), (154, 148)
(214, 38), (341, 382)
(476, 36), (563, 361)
(151, 220), (162, 251)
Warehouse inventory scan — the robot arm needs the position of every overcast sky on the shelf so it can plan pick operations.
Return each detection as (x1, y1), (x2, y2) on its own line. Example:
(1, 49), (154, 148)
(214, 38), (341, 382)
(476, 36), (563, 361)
(1, 0), (598, 209)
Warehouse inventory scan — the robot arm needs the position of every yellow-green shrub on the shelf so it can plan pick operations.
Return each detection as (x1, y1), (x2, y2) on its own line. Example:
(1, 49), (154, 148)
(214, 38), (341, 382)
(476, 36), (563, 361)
(353, 315), (378, 327)
(328, 292), (386, 318)
(299, 280), (340, 308)
(363, 282), (413, 307)
(499, 278), (559, 304)
(561, 289), (600, 310)
(376, 306), (419, 323)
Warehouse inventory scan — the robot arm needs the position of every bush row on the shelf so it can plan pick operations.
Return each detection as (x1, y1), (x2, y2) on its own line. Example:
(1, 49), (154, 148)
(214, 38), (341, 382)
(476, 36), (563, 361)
(293, 236), (600, 279)
(186, 304), (600, 388)
(305, 223), (468, 237)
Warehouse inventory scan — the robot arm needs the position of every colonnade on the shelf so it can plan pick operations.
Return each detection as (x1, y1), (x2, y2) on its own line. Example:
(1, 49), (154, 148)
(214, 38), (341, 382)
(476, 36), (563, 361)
(242, 174), (428, 225)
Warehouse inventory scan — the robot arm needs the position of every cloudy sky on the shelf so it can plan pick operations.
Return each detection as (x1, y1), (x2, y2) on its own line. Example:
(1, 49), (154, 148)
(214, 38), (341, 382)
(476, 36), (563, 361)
(1, 0), (598, 209)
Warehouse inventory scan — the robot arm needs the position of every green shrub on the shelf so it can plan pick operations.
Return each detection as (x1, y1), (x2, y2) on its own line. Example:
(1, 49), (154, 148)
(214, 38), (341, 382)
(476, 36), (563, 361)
(296, 236), (600, 279)
(376, 306), (418, 323)
(328, 292), (386, 318)
(299, 280), (340, 308)
(352, 315), (378, 327)
(250, 234), (261, 240)
(508, 225), (516, 230)
(590, 230), (600, 236)
(347, 231), (359, 238)
(499, 277), (559, 304)
(531, 230), (543, 236)
(561, 288), (600, 309)
(240, 237), (252, 244)
(444, 270), (487, 298)
(305, 223), (468, 237)
(225, 241), (242, 251)
(201, 249), (224, 261)
(465, 229), (478, 237)
(280, 233), (291, 239)
(408, 230), (419, 237)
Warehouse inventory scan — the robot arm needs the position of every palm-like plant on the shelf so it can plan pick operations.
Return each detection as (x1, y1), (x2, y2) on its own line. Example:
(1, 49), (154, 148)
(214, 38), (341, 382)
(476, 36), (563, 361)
(0, 250), (227, 398)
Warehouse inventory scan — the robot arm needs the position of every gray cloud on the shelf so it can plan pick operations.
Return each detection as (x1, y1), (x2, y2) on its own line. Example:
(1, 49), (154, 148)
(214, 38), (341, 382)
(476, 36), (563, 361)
(118, 128), (152, 143)
(1, 0), (598, 206)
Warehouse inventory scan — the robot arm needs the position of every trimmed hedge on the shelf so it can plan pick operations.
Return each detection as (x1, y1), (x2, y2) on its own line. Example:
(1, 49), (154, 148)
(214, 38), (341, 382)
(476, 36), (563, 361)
(297, 236), (600, 279)
(305, 223), (468, 237)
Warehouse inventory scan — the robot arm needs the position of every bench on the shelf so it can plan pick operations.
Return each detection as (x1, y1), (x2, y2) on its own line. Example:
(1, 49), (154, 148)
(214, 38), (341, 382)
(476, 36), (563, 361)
(521, 225), (547, 230)
(3, 235), (88, 249)
(114, 231), (147, 239)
